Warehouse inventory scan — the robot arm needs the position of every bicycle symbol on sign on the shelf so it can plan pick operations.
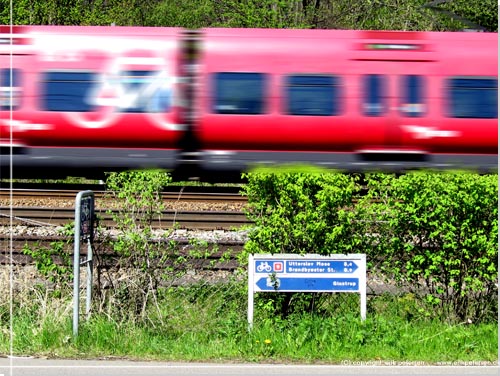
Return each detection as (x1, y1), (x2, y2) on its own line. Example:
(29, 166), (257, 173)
(256, 261), (272, 273)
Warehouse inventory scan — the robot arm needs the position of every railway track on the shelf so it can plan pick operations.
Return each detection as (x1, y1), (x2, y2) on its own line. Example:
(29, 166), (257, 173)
(0, 183), (250, 230)
(0, 207), (251, 229)
(0, 234), (245, 267)
(0, 188), (247, 203)
(0, 185), (251, 267)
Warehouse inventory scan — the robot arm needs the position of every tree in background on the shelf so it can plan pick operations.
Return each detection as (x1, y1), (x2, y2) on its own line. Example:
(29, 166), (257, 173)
(428, 0), (498, 32)
(1, 0), (85, 25)
(1, 0), (497, 31)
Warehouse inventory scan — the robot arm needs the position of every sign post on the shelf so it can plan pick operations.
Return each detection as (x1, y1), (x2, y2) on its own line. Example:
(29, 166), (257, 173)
(73, 190), (95, 337)
(248, 254), (366, 327)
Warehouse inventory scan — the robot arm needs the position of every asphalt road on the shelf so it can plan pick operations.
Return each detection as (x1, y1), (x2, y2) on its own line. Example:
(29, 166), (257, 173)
(0, 358), (498, 376)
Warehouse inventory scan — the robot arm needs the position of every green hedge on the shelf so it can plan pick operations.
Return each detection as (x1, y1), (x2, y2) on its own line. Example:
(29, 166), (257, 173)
(243, 170), (498, 322)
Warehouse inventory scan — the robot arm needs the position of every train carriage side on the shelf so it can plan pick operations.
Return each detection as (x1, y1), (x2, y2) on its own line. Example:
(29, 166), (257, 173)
(1, 26), (185, 179)
(0, 26), (34, 160)
(195, 28), (498, 174)
(427, 31), (497, 170)
(195, 28), (361, 173)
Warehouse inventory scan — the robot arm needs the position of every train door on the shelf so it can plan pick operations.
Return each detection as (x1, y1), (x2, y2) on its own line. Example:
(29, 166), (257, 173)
(350, 32), (436, 163)
(389, 62), (433, 151)
(354, 60), (434, 160)
(392, 62), (436, 155)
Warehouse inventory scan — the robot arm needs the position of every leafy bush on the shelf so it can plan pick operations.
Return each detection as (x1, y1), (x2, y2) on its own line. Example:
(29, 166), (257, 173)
(100, 169), (237, 322)
(243, 170), (498, 322)
(103, 169), (173, 318)
(22, 223), (74, 289)
(243, 170), (361, 256)
(360, 172), (498, 322)
(243, 170), (362, 317)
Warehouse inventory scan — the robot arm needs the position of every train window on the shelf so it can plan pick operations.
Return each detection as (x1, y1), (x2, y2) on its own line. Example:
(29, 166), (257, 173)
(42, 71), (97, 112)
(363, 74), (386, 116)
(42, 70), (171, 113)
(118, 70), (171, 113)
(285, 75), (340, 116)
(400, 75), (425, 117)
(448, 77), (497, 119)
(1, 68), (21, 110)
(213, 72), (266, 115)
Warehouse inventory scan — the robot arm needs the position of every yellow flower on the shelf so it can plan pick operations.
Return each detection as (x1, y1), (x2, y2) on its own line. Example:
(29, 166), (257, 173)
(264, 339), (272, 345)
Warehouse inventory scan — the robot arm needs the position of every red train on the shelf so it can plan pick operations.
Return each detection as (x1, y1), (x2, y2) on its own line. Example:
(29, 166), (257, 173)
(0, 26), (497, 180)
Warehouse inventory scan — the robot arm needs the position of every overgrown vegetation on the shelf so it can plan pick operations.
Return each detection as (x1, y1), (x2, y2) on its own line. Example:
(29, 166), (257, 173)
(102, 169), (173, 319)
(21, 224), (74, 287)
(94, 170), (235, 322)
(3, 169), (497, 362)
(360, 172), (498, 322)
(1, 277), (497, 362)
(2, 0), (497, 31)
(243, 169), (498, 323)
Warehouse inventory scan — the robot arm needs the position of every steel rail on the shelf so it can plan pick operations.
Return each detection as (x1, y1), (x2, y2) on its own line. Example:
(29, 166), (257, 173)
(0, 189), (247, 202)
(0, 234), (245, 267)
(0, 207), (251, 229)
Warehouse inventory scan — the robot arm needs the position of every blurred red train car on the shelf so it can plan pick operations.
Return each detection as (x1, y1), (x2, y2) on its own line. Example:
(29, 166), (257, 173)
(1, 25), (185, 178)
(196, 28), (497, 174)
(0, 26), (497, 179)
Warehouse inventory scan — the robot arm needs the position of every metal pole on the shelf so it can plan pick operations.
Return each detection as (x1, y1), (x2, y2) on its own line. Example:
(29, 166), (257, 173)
(86, 238), (93, 319)
(73, 190), (94, 337)
(360, 254), (367, 321)
(247, 254), (254, 330)
(73, 192), (82, 337)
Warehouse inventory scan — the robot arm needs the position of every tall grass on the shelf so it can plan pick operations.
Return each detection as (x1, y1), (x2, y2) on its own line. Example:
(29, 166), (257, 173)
(0, 267), (497, 363)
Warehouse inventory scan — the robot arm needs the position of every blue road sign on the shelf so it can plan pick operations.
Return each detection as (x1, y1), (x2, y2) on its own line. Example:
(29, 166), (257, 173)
(256, 277), (359, 292)
(248, 254), (367, 325)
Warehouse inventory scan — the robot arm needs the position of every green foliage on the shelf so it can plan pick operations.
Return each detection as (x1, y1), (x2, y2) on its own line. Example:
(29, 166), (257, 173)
(361, 171), (498, 322)
(213, 0), (313, 28)
(243, 171), (362, 317)
(243, 171), (360, 256)
(101, 169), (237, 322)
(105, 169), (170, 230)
(317, 0), (447, 31)
(3, 288), (497, 362)
(103, 169), (173, 317)
(3, 0), (85, 25)
(243, 170), (498, 322)
(146, 0), (218, 28)
(437, 0), (498, 31)
(2, 0), (495, 31)
(22, 223), (74, 287)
